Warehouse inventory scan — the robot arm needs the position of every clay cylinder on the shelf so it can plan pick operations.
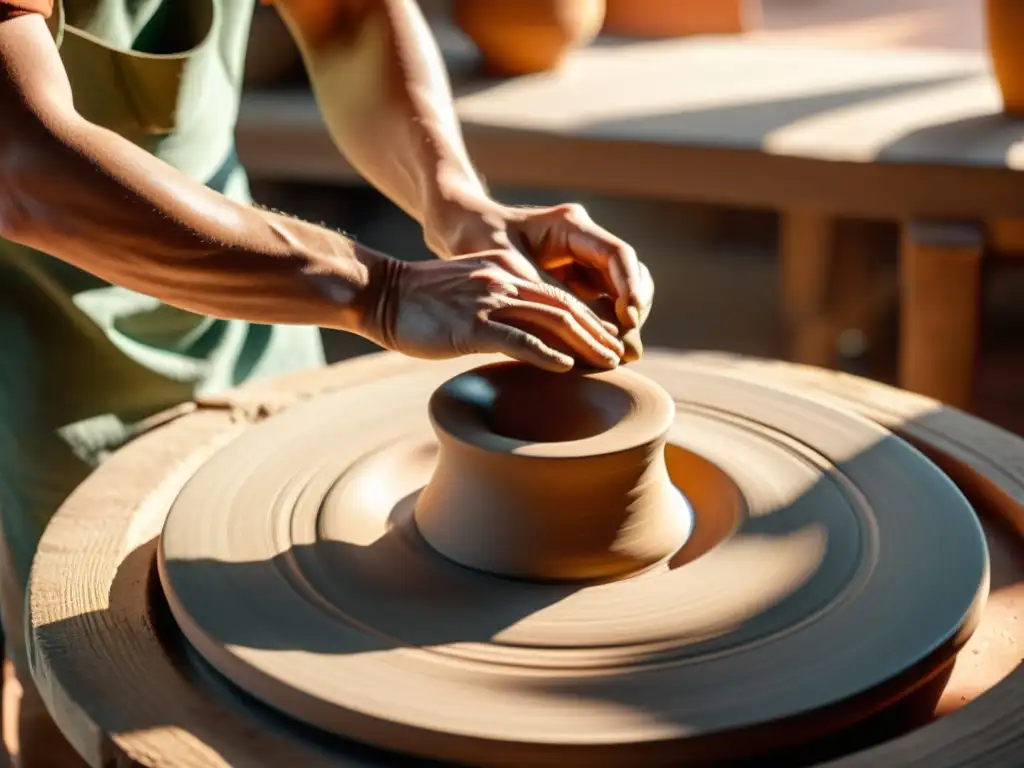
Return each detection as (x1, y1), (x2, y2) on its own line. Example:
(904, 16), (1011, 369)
(452, 0), (606, 77)
(987, 0), (1024, 116)
(414, 362), (693, 582)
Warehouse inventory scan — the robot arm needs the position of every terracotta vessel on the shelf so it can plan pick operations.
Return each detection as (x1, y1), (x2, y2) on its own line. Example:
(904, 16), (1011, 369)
(603, 0), (758, 37)
(987, 0), (1024, 116)
(452, 0), (606, 77)
(414, 361), (693, 581)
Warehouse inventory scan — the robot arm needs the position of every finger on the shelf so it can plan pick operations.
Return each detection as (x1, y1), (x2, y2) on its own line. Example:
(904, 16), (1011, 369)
(464, 248), (543, 283)
(478, 320), (574, 372)
(626, 261), (655, 329)
(492, 301), (621, 370)
(560, 210), (645, 326)
(490, 250), (543, 282)
(588, 239), (643, 328)
(511, 279), (625, 357)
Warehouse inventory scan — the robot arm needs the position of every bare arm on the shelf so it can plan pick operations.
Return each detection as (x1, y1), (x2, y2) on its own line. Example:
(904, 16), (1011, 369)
(271, 0), (504, 254)
(0, 13), (624, 371)
(0, 13), (386, 334)
(270, 0), (651, 349)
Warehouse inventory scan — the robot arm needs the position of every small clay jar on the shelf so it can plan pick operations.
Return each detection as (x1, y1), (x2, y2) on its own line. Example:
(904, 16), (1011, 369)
(603, 0), (758, 38)
(452, 0), (606, 77)
(414, 362), (693, 582)
(987, 0), (1024, 116)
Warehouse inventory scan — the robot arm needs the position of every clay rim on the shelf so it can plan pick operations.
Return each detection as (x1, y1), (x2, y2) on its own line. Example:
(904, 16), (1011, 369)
(427, 361), (675, 459)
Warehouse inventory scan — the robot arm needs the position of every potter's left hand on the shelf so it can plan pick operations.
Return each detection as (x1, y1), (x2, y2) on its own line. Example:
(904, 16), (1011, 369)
(425, 198), (654, 358)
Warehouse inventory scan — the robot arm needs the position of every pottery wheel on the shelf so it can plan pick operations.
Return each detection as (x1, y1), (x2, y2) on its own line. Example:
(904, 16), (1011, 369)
(155, 361), (989, 766)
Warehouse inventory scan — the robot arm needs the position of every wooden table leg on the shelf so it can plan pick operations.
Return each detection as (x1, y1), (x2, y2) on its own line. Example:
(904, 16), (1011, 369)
(780, 210), (839, 368)
(899, 220), (984, 410)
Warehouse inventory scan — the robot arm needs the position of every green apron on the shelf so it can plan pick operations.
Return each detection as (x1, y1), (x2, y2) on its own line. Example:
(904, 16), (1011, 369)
(0, 0), (325, 595)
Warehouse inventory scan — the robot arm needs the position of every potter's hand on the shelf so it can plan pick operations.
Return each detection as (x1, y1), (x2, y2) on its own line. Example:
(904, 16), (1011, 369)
(368, 252), (624, 372)
(424, 198), (654, 359)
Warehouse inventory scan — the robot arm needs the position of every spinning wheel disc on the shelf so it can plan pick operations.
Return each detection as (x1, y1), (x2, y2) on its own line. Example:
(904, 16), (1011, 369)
(157, 363), (989, 766)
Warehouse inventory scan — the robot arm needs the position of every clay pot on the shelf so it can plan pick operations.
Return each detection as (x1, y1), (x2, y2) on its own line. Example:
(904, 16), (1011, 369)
(603, 0), (758, 37)
(452, 0), (606, 77)
(414, 362), (693, 582)
(987, 0), (1024, 116)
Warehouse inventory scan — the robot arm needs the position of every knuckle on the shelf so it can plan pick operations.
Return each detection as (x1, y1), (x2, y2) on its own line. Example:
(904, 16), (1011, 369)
(558, 202), (589, 222)
(618, 242), (639, 263)
(473, 308), (494, 330)
(492, 251), (519, 270)
(472, 266), (510, 289)
(550, 307), (575, 330)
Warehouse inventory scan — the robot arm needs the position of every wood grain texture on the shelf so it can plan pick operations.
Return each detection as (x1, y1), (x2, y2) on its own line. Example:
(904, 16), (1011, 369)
(25, 351), (1024, 767)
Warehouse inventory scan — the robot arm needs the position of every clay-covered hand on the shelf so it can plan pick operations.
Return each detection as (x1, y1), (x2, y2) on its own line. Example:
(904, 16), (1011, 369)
(424, 198), (654, 361)
(366, 252), (625, 372)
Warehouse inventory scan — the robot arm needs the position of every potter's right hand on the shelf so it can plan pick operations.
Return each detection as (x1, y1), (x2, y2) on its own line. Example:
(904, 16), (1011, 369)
(367, 252), (625, 372)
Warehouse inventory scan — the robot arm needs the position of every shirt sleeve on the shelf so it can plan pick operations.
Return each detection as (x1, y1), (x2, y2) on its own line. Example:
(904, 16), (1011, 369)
(0, 1), (54, 23)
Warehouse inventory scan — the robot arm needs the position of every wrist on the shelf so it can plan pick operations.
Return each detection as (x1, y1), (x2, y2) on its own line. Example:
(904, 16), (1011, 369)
(355, 250), (407, 350)
(259, 210), (400, 338)
(422, 183), (513, 258)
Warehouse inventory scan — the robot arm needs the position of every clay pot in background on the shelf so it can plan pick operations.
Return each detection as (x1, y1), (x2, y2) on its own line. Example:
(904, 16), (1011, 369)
(603, 0), (759, 37)
(453, 0), (606, 76)
(987, 0), (1024, 115)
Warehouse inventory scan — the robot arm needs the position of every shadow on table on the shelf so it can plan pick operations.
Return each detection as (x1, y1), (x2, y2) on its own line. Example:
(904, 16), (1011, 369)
(576, 73), (975, 150)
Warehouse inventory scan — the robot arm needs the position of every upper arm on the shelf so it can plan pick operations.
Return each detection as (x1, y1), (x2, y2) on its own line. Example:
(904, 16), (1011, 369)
(0, 12), (76, 235)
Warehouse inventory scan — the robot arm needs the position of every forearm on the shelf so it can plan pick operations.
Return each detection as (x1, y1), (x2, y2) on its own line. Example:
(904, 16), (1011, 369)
(0, 15), (387, 335)
(7, 116), (384, 331)
(274, 0), (489, 231)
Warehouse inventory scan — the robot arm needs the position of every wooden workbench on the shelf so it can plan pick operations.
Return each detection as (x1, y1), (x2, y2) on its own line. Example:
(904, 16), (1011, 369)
(236, 27), (1024, 410)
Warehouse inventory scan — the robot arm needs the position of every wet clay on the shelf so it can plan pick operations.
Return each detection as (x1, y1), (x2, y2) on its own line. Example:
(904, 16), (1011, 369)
(25, 353), (1024, 768)
(415, 362), (693, 580)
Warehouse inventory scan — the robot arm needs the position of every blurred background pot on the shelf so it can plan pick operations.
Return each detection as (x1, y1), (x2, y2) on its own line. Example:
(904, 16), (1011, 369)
(453, 0), (606, 76)
(987, 0), (1024, 115)
(603, 0), (759, 37)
